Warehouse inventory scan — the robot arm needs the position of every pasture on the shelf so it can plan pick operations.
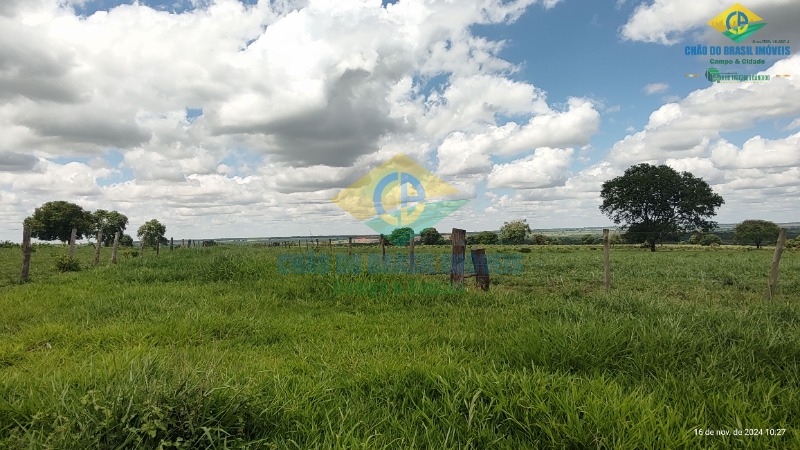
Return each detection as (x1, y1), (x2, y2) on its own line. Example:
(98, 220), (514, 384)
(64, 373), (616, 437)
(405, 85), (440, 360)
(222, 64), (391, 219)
(1, 244), (799, 449)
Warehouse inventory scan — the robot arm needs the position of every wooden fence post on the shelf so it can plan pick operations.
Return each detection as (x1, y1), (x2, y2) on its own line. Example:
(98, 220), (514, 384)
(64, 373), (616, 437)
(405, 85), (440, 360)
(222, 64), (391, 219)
(68, 227), (77, 258)
(471, 248), (490, 291)
(409, 233), (415, 274)
(380, 234), (386, 269)
(156, 241), (160, 256)
(20, 226), (32, 283)
(450, 228), (466, 288)
(94, 231), (103, 267)
(348, 237), (352, 256)
(603, 229), (611, 290)
(170, 237), (174, 251)
(767, 228), (787, 300)
(111, 231), (120, 264)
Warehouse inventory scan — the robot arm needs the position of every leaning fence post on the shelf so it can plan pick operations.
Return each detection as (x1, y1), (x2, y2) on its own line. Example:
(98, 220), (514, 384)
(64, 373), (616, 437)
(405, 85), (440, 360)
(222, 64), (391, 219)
(94, 231), (103, 267)
(471, 247), (489, 291)
(20, 226), (32, 283)
(68, 227), (77, 258)
(111, 231), (120, 264)
(409, 233), (416, 274)
(767, 228), (787, 300)
(603, 229), (611, 290)
(450, 228), (466, 288)
(380, 234), (386, 269)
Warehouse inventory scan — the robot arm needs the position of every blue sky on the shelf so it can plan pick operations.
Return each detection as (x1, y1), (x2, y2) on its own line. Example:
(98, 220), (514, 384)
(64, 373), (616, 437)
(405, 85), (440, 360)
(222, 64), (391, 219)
(0, 0), (798, 240)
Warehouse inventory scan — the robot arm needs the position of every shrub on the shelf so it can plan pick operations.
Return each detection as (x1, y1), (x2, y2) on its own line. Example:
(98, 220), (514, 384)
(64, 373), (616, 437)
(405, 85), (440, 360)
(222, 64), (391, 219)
(518, 247), (531, 253)
(581, 234), (601, 245)
(700, 234), (722, 246)
(55, 255), (81, 272)
(473, 231), (499, 245)
(0, 240), (16, 248)
(530, 234), (549, 245)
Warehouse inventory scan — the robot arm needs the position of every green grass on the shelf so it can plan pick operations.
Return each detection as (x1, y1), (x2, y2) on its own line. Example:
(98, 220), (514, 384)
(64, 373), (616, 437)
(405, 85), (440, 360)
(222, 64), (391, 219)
(0, 245), (798, 448)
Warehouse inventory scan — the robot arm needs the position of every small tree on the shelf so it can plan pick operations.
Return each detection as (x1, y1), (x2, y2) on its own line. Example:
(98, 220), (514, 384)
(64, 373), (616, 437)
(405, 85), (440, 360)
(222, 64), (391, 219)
(119, 234), (134, 247)
(474, 231), (499, 245)
(499, 219), (531, 245)
(388, 227), (414, 246)
(25, 201), (94, 243)
(733, 220), (780, 249)
(419, 227), (445, 245)
(93, 209), (129, 246)
(137, 219), (167, 250)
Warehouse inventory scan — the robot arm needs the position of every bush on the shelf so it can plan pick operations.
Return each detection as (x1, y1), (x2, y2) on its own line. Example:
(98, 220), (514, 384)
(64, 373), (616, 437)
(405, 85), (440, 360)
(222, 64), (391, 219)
(530, 234), (549, 245)
(700, 234), (722, 246)
(581, 234), (600, 245)
(473, 231), (499, 245)
(518, 247), (531, 253)
(0, 240), (16, 248)
(55, 255), (81, 272)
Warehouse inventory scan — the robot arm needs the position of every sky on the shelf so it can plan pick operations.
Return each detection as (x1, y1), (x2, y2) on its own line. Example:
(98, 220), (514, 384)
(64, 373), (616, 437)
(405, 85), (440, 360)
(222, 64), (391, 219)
(1, 0), (798, 241)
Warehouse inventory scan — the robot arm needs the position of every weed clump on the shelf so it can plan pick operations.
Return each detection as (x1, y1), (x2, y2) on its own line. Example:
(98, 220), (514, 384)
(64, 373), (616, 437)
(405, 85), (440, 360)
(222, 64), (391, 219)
(54, 255), (81, 272)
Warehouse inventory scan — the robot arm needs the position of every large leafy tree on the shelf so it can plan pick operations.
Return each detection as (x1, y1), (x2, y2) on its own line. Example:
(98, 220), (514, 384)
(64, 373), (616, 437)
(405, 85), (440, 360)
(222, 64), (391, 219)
(600, 164), (724, 252)
(93, 209), (129, 246)
(387, 227), (414, 246)
(419, 227), (444, 245)
(137, 219), (167, 250)
(24, 201), (94, 243)
(499, 219), (531, 245)
(733, 219), (780, 249)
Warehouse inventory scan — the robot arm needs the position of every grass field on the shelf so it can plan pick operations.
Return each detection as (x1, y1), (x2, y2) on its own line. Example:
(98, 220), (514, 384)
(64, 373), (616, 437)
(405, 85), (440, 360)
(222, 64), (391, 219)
(1, 244), (799, 449)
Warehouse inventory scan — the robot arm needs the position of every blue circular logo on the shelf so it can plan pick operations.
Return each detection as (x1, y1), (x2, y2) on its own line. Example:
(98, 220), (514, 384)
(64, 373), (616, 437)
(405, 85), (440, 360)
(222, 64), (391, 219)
(373, 172), (426, 226)
(726, 10), (749, 34)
